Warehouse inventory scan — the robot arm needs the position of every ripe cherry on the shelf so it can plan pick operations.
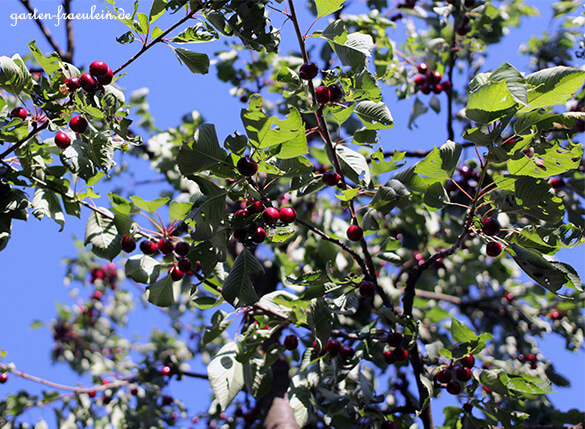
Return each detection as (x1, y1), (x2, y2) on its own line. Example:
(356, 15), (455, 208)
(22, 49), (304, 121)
(161, 365), (172, 376)
(234, 228), (247, 242)
(459, 354), (475, 368)
(178, 258), (192, 273)
(0, 373), (7, 384)
(550, 310), (565, 321)
(175, 241), (190, 257)
(432, 83), (443, 94)
(162, 395), (173, 406)
(347, 225), (363, 241)
(299, 62), (319, 80)
(322, 171), (341, 186)
(97, 68), (114, 85)
(10, 107), (27, 120)
(70, 116), (89, 133)
(339, 345), (355, 360)
(235, 209), (250, 219)
(249, 200), (265, 214)
(392, 347), (409, 361)
(263, 207), (280, 225)
(55, 132), (71, 149)
(359, 280), (376, 298)
(420, 83), (431, 94)
(417, 63), (428, 74)
(89, 61), (109, 77)
(140, 240), (157, 255)
(157, 238), (174, 255)
(548, 177), (564, 189)
(436, 368), (452, 384)
(486, 241), (503, 257)
(446, 381), (462, 395)
(481, 217), (501, 236)
(383, 350), (396, 364)
(252, 226), (266, 243)
(387, 332), (403, 348)
(121, 236), (136, 253)
(325, 339), (341, 356)
(504, 292), (514, 302)
(430, 71), (442, 83)
(92, 291), (103, 300)
(237, 155), (258, 176)
(279, 207), (297, 224)
(284, 334), (299, 350)
(328, 84), (343, 102)
(455, 366), (472, 382)
(79, 73), (98, 91)
(413, 74), (426, 86)
(64, 77), (80, 91)
(169, 265), (184, 281)
(315, 85), (331, 104)
(441, 80), (452, 92)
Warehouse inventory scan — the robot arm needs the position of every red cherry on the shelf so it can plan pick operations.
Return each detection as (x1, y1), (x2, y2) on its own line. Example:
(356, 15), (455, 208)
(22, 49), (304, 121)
(284, 334), (299, 350)
(315, 85), (331, 104)
(79, 73), (98, 91)
(339, 345), (355, 360)
(548, 177), (564, 189)
(263, 207), (280, 225)
(55, 132), (71, 149)
(234, 228), (247, 242)
(446, 381), (462, 395)
(70, 116), (88, 133)
(175, 241), (190, 257)
(325, 339), (341, 356)
(417, 63), (428, 74)
(504, 292), (514, 302)
(279, 207), (297, 224)
(387, 332), (403, 348)
(88, 390), (96, 398)
(10, 107), (27, 120)
(157, 238), (174, 255)
(328, 84), (343, 102)
(178, 258), (192, 273)
(299, 62), (319, 80)
(64, 77), (80, 91)
(441, 80), (452, 92)
(252, 226), (266, 243)
(0, 373), (7, 384)
(383, 350), (396, 364)
(92, 291), (103, 300)
(130, 387), (138, 395)
(121, 236), (136, 253)
(237, 155), (258, 176)
(459, 354), (475, 368)
(322, 171), (341, 186)
(550, 310), (565, 320)
(140, 240), (157, 255)
(97, 68), (114, 85)
(481, 217), (500, 236)
(436, 368), (452, 384)
(413, 74), (427, 86)
(455, 366), (472, 382)
(420, 83), (431, 94)
(359, 281), (376, 298)
(433, 83), (443, 94)
(249, 200), (265, 214)
(102, 395), (112, 404)
(486, 241), (503, 257)
(89, 61), (109, 77)
(392, 347), (409, 361)
(347, 225), (363, 241)
(235, 209), (250, 219)
(162, 395), (173, 406)
(161, 365), (172, 376)
(169, 265), (184, 281)
(430, 71), (442, 83)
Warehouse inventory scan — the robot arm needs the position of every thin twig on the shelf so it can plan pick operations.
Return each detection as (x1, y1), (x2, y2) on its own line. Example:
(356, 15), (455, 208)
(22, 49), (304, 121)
(63, 0), (74, 62)
(18, 0), (67, 59)
(0, 122), (48, 161)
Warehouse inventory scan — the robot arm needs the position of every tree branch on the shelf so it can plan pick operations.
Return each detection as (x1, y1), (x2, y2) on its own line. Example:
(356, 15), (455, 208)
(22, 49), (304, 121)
(18, 0), (67, 60)
(446, 27), (458, 141)
(62, 0), (74, 62)
(0, 122), (48, 161)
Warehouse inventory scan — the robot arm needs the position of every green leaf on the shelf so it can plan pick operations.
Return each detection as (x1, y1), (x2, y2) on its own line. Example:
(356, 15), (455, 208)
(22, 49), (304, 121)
(270, 225), (296, 243)
(507, 244), (583, 295)
(108, 193), (135, 215)
(466, 80), (517, 123)
(415, 140), (462, 180)
(507, 374), (553, 395)
(125, 255), (160, 284)
(315, 0), (347, 17)
(174, 48), (210, 74)
(370, 149), (405, 176)
(336, 146), (371, 185)
(60, 139), (97, 180)
(519, 66), (585, 113)
(28, 41), (60, 75)
(207, 342), (245, 411)
(354, 101), (394, 130)
(507, 142), (581, 178)
(331, 32), (374, 70)
(173, 23), (218, 43)
(32, 188), (65, 231)
(202, 310), (233, 344)
(169, 201), (192, 222)
(488, 62), (528, 106)
(513, 176), (565, 223)
(130, 196), (170, 212)
(84, 210), (121, 261)
(177, 124), (228, 175)
(451, 318), (478, 343)
(370, 179), (410, 213)
(423, 181), (449, 211)
(334, 188), (359, 202)
(308, 298), (333, 350)
(480, 369), (510, 396)
(0, 54), (32, 94)
(145, 275), (181, 307)
(505, 224), (585, 255)
(222, 247), (263, 308)
(149, 0), (167, 23)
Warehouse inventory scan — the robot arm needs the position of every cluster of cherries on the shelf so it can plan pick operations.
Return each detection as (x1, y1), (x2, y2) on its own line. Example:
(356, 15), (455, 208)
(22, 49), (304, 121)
(233, 198), (297, 245)
(298, 61), (344, 105)
(54, 60), (114, 150)
(413, 63), (452, 95)
(383, 332), (409, 365)
(89, 263), (118, 288)
(435, 354), (475, 395)
(121, 236), (196, 282)
(517, 353), (538, 369)
(481, 216), (503, 257)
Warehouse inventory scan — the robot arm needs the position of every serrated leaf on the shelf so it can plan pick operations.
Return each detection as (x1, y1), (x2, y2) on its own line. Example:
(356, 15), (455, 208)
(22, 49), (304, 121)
(334, 188), (359, 201)
(331, 33), (373, 70)
(172, 23), (218, 43)
(370, 179), (410, 213)
(315, 0), (346, 17)
(60, 139), (97, 180)
(208, 342), (245, 411)
(270, 225), (295, 243)
(336, 145), (371, 185)
(125, 255), (160, 284)
(32, 188), (65, 231)
(174, 47), (210, 74)
(354, 101), (394, 130)
(202, 310), (233, 344)
(222, 247), (263, 308)
(0, 54), (31, 94)
(169, 201), (193, 222)
(519, 66), (585, 113)
(415, 140), (462, 179)
(145, 275), (181, 307)
(480, 369), (510, 396)
(423, 181), (449, 211)
(489, 62), (528, 106)
(84, 210), (121, 261)
(505, 224), (585, 255)
(466, 80), (517, 123)
(308, 298), (333, 349)
(451, 318), (477, 343)
(130, 196), (170, 212)
(177, 124), (228, 175)
(507, 142), (581, 178)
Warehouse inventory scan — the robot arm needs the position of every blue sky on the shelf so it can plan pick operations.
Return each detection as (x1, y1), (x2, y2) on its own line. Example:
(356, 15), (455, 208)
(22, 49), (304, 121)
(0, 0), (583, 426)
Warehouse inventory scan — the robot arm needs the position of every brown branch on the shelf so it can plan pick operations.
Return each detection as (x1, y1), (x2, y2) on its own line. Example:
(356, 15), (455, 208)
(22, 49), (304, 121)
(113, 8), (199, 75)
(0, 122), (48, 161)
(446, 26), (458, 141)
(180, 370), (208, 380)
(18, 0), (67, 60)
(62, 0), (74, 62)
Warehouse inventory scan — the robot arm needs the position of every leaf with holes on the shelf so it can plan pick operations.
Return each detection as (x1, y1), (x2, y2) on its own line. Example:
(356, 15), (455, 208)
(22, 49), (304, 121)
(208, 342), (245, 411)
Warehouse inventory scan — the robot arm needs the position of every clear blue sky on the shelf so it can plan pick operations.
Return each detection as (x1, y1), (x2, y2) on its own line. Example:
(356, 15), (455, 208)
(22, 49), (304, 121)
(0, 0), (583, 426)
